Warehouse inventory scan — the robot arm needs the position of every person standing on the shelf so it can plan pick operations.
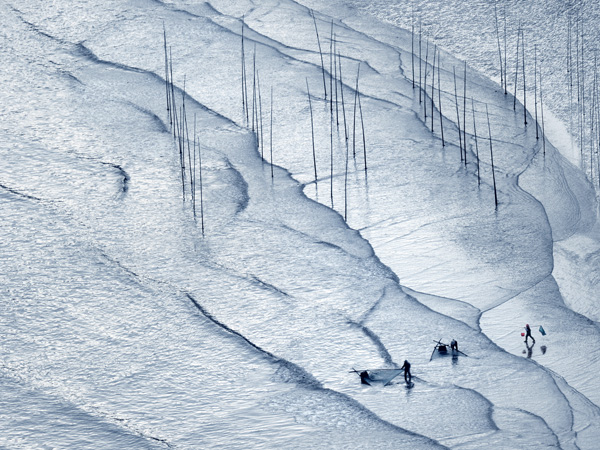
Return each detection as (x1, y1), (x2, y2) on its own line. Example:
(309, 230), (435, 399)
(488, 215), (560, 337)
(450, 339), (458, 351)
(359, 371), (371, 385)
(524, 324), (535, 344)
(401, 360), (412, 383)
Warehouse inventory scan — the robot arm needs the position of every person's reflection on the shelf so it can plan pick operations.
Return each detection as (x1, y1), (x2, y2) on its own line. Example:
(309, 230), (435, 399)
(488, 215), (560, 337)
(524, 341), (535, 358)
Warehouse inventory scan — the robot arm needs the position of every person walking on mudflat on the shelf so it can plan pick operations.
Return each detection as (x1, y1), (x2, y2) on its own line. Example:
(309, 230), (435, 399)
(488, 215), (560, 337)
(524, 324), (535, 345)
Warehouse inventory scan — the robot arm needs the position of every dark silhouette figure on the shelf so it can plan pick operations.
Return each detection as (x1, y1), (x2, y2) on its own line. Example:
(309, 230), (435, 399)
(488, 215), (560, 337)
(450, 339), (458, 351)
(524, 324), (535, 344)
(401, 360), (412, 383)
(525, 340), (534, 358)
(359, 371), (371, 385)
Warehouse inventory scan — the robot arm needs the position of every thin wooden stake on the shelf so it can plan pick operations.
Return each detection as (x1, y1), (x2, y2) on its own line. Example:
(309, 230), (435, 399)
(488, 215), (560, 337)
(412, 21), (415, 89)
(540, 66), (546, 155)
(591, 55), (597, 180)
(311, 9), (328, 100)
(576, 16), (581, 155)
(494, 2), (504, 91)
(431, 45), (436, 132)
(453, 66), (463, 161)
(179, 105), (185, 200)
(522, 29), (527, 125)
(252, 45), (257, 134)
(424, 38), (429, 118)
(270, 86), (274, 178)
(581, 21), (586, 162)
(197, 135), (205, 236)
(568, 14), (573, 137)
(183, 78), (193, 203)
(330, 20), (334, 116)
(513, 24), (521, 111)
(170, 47), (178, 141)
(438, 51), (445, 146)
(503, 6), (508, 94)
(534, 44), (539, 139)
(486, 104), (498, 208)
(463, 61), (468, 165)
(353, 64), (360, 157)
(163, 24), (171, 126)
(257, 71), (264, 158)
(419, 21), (422, 104)
(330, 79), (334, 207)
(241, 16), (249, 124)
(334, 35), (339, 129)
(193, 114), (197, 219)
(358, 79), (367, 172)
(593, 53), (598, 181)
(339, 50), (349, 143)
(472, 98), (480, 185)
(306, 78), (318, 184)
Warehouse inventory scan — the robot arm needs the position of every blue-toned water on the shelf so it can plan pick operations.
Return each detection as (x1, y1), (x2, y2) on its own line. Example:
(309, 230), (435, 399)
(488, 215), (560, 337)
(1, 0), (599, 448)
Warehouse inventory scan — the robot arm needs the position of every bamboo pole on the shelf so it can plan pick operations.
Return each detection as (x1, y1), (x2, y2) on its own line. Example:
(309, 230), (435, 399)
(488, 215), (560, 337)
(270, 86), (274, 178)
(568, 14), (573, 137)
(241, 16), (248, 124)
(163, 24), (171, 126)
(431, 46), (436, 132)
(353, 64), (360, 158)
(334, 35), (339, 130)
(438, 51), (445, 146)
(306, 78), (318, 184)
(419, 21), (422, 104)
(593, 87), (596, 181)
(193, 114), (197, 219)
(486, 104), (498, 208)
(463, 61), (468, 164)
(472, 98), (480, 185)
(311, 9), (328, 100)
(170, 47), (178, 141)
(252, 45), (257, 134)
(522, 29), (527, 125)
(513, 25), (521, 111)
(179, 105), (185, 200)
(183, 78), (193, 204)
(330, 80), (334, 207)
(494, 3), (504, 91)
(412, 21), (415, 89)
(330, 20), (334, 118)
(424, 38), (429, 118)
(503, 6), (508, 94)
(581, 21), (586, 162)
(339, 50), (349, 143)
(258, 71), (264, 158)
(197, 135), (205, 236)
(358, 77), (367, 172)
(591, 55), (596, 180)
(534, 44), (539, 139)
(576, 16), (581, 156)
(453, 66), (463, 161)
(540, 67), (546, 155)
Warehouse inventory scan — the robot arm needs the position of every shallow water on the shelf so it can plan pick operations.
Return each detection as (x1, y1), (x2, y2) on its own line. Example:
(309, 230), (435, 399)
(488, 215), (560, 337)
(1, 0), (600, 448)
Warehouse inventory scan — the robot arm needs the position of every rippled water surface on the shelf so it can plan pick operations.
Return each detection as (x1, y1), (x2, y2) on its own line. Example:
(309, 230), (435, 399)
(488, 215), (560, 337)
(1, 0), (600, 448)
